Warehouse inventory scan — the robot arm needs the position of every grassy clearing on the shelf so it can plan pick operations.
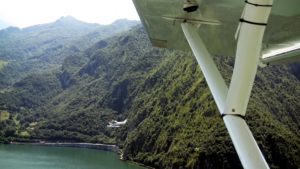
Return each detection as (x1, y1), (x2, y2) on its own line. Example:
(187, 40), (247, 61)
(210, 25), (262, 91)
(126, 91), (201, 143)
(0, 111), (10, 121)
(0, 60), (8, 70)
(29, 122), (38, 127)
(19, 131), (30, 137)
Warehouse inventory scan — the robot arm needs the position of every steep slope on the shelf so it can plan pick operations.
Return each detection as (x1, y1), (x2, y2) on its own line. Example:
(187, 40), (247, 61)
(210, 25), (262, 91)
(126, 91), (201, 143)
(31, 27), (167, 143)
(121, 52), (300, 169)
(0, 24), (299, 169)
(0, 26), (166, 143)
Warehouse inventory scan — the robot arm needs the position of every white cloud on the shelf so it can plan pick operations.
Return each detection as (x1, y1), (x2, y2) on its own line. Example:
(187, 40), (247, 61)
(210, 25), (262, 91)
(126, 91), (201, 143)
(0, 0), (140, 28)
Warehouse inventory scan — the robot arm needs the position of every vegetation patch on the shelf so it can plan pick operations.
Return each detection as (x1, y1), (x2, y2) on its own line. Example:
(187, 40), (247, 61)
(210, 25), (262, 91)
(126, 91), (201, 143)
(19, 131), (30, 138)
(0, 111), (9, 121)
(0, 60), (8, 70)
(29, 122), (38, 127)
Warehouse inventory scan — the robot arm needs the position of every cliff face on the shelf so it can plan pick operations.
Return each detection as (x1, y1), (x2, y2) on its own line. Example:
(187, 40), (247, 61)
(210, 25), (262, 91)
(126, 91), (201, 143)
(0, 22), (299, 169)
(122, 58), (299, 168)
(119, 45), (300, 168)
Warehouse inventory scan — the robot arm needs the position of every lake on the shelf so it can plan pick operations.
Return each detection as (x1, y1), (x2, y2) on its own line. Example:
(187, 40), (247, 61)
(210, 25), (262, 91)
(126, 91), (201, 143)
(0, 144), (145, 169)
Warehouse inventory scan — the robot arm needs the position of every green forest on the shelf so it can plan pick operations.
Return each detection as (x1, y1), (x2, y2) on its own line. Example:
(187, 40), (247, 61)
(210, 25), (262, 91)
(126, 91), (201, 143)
(0, 17), (299, 169)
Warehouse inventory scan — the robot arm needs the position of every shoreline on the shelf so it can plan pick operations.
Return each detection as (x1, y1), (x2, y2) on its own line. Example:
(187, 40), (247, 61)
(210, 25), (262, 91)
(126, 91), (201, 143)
(10, 141), (120, 153)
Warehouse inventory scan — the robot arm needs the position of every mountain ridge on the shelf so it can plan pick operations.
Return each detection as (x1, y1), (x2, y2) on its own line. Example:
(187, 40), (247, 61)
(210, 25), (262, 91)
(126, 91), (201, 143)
(0, 16), (139, 88)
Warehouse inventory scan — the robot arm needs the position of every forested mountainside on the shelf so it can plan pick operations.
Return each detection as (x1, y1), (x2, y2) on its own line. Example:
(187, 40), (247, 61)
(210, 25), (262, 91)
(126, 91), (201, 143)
(0, 16), (138, 87)
(0, 22), (299, 169)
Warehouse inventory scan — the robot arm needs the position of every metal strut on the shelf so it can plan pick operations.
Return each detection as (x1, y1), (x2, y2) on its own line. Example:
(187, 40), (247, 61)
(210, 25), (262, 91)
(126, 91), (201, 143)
(181, 0), (273, 169)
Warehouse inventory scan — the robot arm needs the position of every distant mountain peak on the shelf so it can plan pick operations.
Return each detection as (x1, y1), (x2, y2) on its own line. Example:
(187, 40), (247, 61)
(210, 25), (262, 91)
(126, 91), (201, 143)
(54, 16), (87, 26)
(57, 16), (77, 21)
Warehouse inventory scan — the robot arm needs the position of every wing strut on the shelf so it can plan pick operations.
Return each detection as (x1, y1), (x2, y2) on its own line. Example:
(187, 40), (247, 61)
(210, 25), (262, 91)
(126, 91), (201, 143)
(181, 0), (273, 168)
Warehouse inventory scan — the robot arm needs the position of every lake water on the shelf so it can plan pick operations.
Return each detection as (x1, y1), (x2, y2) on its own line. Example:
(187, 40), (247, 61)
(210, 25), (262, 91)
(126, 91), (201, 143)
(0, 144), (145, 169)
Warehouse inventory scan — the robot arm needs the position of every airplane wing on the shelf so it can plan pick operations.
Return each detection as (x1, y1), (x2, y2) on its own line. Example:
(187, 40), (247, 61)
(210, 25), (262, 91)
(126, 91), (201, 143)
(133, 0), (300, 63)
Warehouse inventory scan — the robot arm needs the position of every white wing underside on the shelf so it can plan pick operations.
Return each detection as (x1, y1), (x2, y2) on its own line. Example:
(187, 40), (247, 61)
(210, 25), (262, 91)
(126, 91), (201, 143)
(133, 0), (300, 63)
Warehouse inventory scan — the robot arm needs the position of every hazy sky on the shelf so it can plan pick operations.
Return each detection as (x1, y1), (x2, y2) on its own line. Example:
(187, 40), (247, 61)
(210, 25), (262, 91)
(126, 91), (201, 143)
(0, 0), (140, 28)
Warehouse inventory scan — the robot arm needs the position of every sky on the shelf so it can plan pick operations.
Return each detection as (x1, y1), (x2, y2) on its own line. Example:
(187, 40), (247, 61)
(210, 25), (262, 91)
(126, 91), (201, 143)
(0, 0), (140, 28)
